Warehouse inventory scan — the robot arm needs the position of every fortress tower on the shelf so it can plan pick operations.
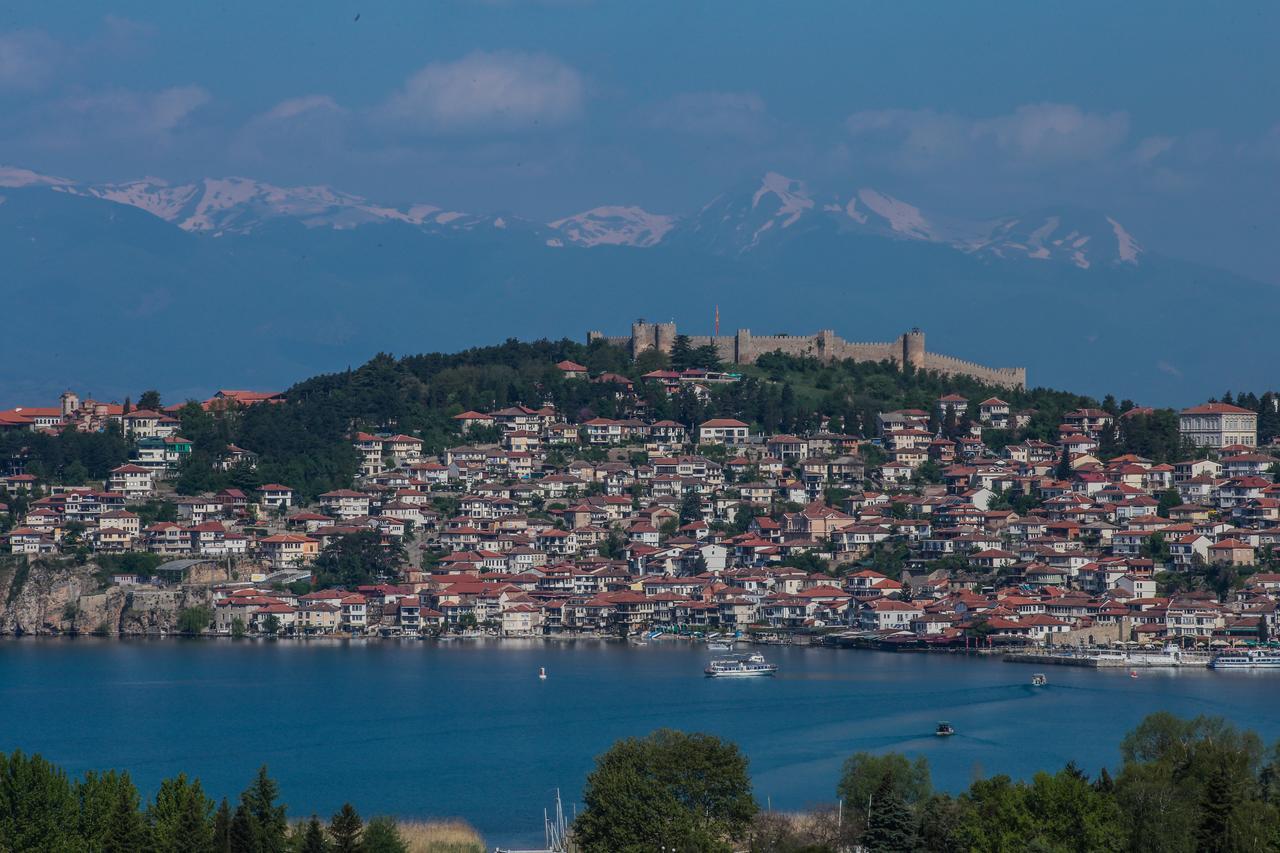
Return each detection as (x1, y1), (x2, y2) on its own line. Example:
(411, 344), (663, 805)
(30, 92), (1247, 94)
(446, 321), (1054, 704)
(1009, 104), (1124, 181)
(902, 328), (925, 370)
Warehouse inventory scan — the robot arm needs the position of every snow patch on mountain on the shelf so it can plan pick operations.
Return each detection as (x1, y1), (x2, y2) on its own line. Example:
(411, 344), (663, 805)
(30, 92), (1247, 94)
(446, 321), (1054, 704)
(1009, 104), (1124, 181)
(856, 189), (932, 239)
(751, 172), (813, 228)
(549, 206), (676, 247)
(0, 166), (74, 188)
(1108, 216), (1142, 264)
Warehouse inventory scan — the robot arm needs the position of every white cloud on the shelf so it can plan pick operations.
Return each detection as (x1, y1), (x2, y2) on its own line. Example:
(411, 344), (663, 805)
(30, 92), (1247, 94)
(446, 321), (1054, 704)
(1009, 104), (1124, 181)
(1135, 135), (1175, 165)
(845, 103), (1131, 172)
(55, 85), (210, 137)
(263, 94), (344, 122)
(0, 30), (60, 92)
(646, 91), (769, 137)
(382, 51), (584, 132)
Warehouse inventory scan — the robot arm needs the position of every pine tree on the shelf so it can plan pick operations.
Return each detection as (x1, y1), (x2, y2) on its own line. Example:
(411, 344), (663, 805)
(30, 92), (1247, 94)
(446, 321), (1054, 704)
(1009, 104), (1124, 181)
(670, 335), (695, 372)
(862, 773), (917, 853)
(0, 750), (80, 852)
(241, 765), (288, 853)
(103, 774), (148, 853)
(327, 803), (363, 853)
(301, 815), (329, 853)
(361, 817), (407, 853)
(148, 773), (215, 853)
(213, 798), (232, 853)
(228, 802), (258, 853)
(1056, 447), (1072, 481)
(1196, 764), (1239, 853)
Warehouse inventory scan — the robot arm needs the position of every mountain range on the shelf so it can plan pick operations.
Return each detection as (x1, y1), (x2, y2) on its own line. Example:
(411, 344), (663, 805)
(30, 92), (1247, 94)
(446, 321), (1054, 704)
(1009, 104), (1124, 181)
(0, 165), (1271, 407)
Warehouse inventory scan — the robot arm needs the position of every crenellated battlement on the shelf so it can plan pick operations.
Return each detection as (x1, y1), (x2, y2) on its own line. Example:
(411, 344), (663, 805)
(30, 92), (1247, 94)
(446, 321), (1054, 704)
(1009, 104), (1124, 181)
(593, 320), (1025, 389)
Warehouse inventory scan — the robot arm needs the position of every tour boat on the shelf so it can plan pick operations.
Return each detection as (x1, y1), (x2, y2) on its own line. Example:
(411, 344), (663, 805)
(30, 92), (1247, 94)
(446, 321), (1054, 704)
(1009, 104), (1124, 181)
(935, 721), (956, 737)
(1210, 649), (1280, 670)
(1031, 673), (1047, 687)
(704, 654), (778, 678)
(707, 639), (736, 651)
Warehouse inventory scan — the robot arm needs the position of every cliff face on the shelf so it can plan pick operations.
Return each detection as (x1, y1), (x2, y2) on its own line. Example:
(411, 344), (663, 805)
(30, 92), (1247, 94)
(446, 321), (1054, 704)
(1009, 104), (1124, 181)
(0, 558), (215, 635)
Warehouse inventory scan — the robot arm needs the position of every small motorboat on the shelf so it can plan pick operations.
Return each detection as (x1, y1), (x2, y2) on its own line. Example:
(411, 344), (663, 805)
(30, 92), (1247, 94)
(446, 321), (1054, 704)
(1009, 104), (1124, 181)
(1129, 670), (1139, 679)
(1031, 673), (1048, 687)
(538, 667), (547, 680)
(935, 721), (956, 737)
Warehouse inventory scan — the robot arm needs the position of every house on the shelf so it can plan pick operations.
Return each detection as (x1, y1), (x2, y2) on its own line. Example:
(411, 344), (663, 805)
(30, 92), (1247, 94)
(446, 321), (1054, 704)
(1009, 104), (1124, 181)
(698, 419), (750, 446)
(858, 598), (924, 632)
(258, 534), (320, 568)
(319, 489), (371, 520)
(556, 360), (589, 380)
(1179, 403), (1257, 448)
(108, 464), (154, 500)
(1209, 539), (1255, 566)
(258, 484), (295, 511)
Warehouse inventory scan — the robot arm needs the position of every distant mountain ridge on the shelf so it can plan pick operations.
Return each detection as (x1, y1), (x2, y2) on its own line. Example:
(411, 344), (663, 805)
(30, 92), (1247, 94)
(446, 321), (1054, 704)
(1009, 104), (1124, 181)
(0, 164), (1272, 409)
(1, 165), (1141, 269)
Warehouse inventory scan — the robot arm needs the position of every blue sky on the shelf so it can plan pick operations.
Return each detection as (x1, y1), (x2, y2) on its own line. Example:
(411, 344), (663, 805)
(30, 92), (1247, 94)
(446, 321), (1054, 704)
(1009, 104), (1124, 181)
(2, 1), (1277, 281)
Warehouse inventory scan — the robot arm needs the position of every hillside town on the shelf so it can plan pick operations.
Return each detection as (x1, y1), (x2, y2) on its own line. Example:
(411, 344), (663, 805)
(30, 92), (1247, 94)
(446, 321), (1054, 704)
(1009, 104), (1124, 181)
(2, 365), (1280, 649)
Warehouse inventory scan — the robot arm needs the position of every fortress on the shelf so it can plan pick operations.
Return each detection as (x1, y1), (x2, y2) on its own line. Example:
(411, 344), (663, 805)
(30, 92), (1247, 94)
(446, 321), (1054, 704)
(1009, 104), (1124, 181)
(588, 322), (1026, 390)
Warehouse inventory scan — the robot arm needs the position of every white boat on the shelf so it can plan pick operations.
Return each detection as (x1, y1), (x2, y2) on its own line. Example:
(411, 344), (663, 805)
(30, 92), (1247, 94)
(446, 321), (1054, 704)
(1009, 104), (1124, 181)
(1031, 673), (1047, 687)
(1210, 649), (1280, 669)
(707, 639), (736, 651)
(704, 653), (778, 678)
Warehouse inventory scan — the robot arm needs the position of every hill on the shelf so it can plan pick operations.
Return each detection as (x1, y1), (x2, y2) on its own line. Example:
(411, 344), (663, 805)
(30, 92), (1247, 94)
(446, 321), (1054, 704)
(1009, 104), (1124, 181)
(2, 168), (1277, 407)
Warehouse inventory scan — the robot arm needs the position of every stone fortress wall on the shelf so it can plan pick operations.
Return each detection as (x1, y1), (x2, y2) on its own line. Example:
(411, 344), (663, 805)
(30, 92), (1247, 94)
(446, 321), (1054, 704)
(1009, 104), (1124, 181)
(588, 322), (1026, 390)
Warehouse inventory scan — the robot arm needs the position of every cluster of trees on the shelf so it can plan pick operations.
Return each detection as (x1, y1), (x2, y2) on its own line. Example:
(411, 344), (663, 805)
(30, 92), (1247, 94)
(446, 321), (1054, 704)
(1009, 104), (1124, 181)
(572, 713), (1280, 852)
(0, 756), (411, 852)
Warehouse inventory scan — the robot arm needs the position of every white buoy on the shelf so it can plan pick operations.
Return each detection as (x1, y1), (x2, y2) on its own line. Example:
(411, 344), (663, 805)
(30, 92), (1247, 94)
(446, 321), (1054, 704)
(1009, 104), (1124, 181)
(539, 667), (547, 680)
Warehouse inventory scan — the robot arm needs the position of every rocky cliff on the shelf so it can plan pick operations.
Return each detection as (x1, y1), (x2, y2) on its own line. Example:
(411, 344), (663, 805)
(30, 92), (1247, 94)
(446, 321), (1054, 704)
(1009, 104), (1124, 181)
(0, 557), (216, 635)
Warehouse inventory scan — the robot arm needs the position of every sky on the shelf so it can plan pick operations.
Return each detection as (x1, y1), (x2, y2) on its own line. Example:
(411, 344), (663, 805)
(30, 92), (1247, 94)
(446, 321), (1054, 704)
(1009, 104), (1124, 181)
(1, 0), (1278, 282)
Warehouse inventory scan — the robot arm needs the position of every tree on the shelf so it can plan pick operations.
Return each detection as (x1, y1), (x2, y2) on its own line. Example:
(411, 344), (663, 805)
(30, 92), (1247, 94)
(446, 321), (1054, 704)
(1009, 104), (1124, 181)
(679, 491), (703, 524)
(240, 765), (288, 853)
(361, 817), (407, 853)
(138, 390), (163, 412)
(228, 802), (257, 853)
(298, 815), (329, 853)
(327, 803), (363, 853)
(148, 773), (215, 853)
(213, 798), (232, 853)
(837, 753), (932, 816)
(1056, 446), (1072, 481)
(76, 769), (148, 853)
(0, 750), (81, 851)
(862, 772), (916, 853)
(177, 606), (213, 636)
(313, 531), (405, 588)
(692, 344), (723, 371)
(574, 729), (758, 852)
(670, 335), (696, 372)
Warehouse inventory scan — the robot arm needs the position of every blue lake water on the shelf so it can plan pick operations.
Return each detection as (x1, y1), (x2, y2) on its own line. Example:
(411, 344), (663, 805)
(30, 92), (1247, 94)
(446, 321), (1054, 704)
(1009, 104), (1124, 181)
(3, 637), (1279, 847)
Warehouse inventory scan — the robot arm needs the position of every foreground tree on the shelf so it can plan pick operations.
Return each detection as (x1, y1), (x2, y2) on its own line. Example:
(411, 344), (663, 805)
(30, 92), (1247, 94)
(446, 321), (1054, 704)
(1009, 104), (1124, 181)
(574, 729), (757, 852)
(362, 816), (408, 853)
(148, 772), (215, 853)
(328, 803), (363, 852)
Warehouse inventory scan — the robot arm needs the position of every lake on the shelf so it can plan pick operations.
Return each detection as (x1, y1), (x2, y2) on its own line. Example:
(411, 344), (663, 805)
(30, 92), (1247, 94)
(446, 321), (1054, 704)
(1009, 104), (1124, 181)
(3, 637), (1279, 847)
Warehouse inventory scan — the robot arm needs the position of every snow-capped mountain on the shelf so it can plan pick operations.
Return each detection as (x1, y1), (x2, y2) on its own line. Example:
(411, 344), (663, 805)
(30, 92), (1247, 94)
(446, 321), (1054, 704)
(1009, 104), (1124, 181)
(0, 165), (1142, 266)
(669, 172), (1142, 268)
(0, 171), (491, 236)
(548, 206), (675, 248)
